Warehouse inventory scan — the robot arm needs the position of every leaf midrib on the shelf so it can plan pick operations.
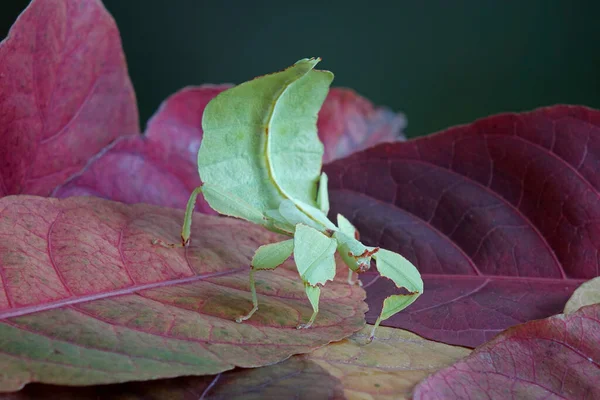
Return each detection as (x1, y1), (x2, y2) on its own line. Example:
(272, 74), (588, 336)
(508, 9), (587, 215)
(0, 267), (245, 319)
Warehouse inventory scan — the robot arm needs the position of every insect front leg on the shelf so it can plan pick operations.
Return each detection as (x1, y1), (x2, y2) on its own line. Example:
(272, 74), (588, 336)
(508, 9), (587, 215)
(152, 186), (203, 248)
(236, 239), (294, 323)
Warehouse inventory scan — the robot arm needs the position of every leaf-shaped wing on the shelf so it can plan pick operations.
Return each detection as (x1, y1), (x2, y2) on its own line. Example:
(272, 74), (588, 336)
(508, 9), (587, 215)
(198, 58), (333, 225)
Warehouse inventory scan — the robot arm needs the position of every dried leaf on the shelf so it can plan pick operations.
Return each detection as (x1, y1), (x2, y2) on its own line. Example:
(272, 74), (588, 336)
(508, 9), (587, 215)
(0, 195), (366, 391)
(564, 277), (600, 314)
(306, 325), (470, 400)
(0, 0), (139, 196)
(0, 358), (345, 400)
(0, 324), (470, 400)
(325, 105), (600, 347)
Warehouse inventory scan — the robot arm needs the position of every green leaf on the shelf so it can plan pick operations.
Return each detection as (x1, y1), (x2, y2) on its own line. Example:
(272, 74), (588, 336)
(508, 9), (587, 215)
(198, 58), (333, 226)
(293, 224), (337, 286)
(252, 239), (295, 270)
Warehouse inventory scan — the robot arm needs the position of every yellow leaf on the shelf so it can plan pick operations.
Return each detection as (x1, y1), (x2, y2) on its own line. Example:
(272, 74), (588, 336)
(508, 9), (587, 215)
(305, 325), (471, 400)
(564, 277), (600, 314)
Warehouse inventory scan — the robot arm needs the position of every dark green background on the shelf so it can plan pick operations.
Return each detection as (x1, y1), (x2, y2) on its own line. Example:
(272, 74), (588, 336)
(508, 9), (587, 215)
(2, 1), (599, 137)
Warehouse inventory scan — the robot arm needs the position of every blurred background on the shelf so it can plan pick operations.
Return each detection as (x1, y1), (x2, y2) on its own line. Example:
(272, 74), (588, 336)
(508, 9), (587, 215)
(1, 1), (599, 138)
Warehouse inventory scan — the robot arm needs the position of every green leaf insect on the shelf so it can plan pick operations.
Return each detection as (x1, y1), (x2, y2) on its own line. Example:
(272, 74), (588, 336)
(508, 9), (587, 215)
(153, 58), (423, 341)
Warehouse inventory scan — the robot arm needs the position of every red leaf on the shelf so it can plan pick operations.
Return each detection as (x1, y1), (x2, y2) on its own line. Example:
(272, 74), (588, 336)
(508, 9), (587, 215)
(413, 304), (600, 399)
(318, 88), (406, 163)
(54, 85), (230, 213)
(53, 87), (403, 208)
(324, 105), (600, 348)
(0, 0), (139, 197)
(0, 195), (366, 391)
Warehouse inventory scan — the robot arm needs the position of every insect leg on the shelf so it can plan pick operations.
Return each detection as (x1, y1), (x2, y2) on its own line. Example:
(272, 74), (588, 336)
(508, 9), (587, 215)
(236, 239), (294, 323)
(152, 186), (203, 248)
(236, 267), (259, 322)
(347, 270), (364, 287)
(297, 283), (320, 329)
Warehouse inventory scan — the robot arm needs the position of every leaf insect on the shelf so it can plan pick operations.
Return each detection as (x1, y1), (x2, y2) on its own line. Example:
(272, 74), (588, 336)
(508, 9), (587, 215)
(153, 58), (423, 341)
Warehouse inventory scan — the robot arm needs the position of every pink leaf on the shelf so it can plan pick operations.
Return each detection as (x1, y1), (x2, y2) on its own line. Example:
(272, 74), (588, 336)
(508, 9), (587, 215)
(54, 85), (231, 213)
(53, 86), (404, 209)
(0, 0), (139, 197)
(318, 88), (406, 163)
(324, 105), (600, 348)
(0, 195), (366, 391)
(413, 304), (600, 399)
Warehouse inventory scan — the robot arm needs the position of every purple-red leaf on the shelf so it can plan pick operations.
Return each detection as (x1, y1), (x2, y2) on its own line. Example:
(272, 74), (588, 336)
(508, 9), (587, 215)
(0, 0), (139, 197)
(325, 105), (600, 348)
(0, 195), (366, 391)
(413, 304), (600, 399)
(53, 87), (404, 208)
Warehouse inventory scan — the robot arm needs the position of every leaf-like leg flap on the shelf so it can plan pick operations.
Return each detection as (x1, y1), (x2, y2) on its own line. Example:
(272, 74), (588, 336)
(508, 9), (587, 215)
(293, 224), (336, 329)
(317, 172), (329, 214)
(369, 294), (421, 342)
(152, 186), (204, 248)
(294, 224), (337, 286)
(297, 283), (320, 329)
(252, 239), (295, 270)
(237, 239), (294, 323)
(369, 248), (423, 342)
